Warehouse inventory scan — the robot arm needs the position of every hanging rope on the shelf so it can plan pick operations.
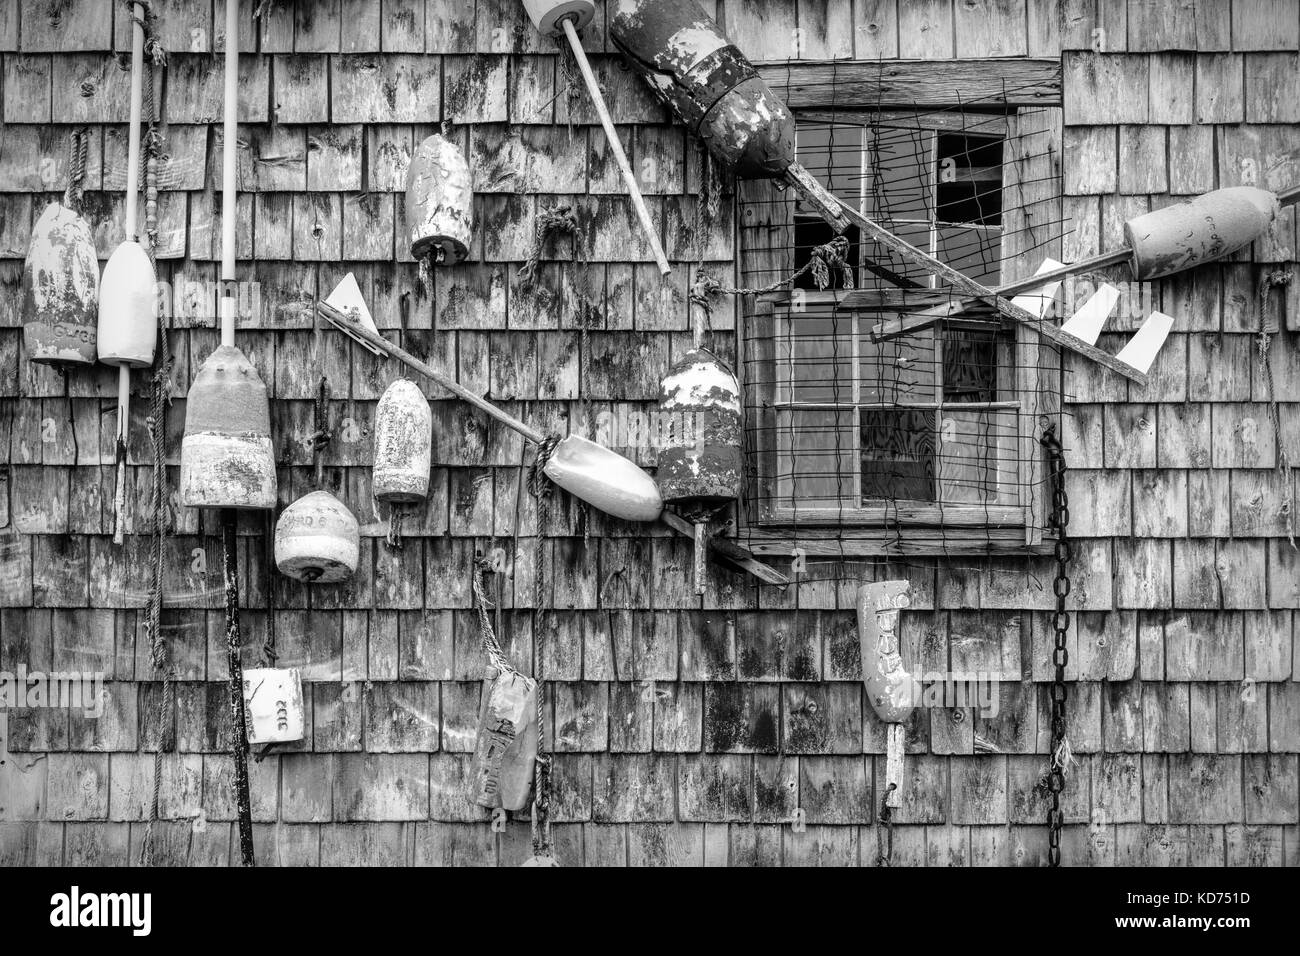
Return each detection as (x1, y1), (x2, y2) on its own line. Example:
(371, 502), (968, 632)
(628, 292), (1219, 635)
(63, 129), (90, 212)
(137, 12), (173, 869)
(555, 36), (583, 138)
(874, 783), (896, 866)
(690, 234), (854, 322)
(1257, 269), (1295, 548)
(518, 205), (581, 289)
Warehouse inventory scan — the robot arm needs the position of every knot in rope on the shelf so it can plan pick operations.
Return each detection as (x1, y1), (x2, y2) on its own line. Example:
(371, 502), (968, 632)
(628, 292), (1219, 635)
(807, 235), (854, 291)
(518, 206), (581, 289)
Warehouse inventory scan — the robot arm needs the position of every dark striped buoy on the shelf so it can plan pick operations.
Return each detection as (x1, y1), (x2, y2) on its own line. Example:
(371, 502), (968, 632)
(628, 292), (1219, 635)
(656, 347), (742, 592)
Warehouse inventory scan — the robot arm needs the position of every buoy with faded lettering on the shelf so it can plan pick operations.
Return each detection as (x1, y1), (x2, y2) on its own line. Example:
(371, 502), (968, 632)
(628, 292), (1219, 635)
(1124, 186), (1280, 280)
(373, 379), (433, 504)
(470, 671), (539, 812)
(179, 340), (278, 510)
(405, 133), (473, 265)
(608, 0), (847, 229)
(21, 202), (99, 366)
(274, 490), (360, 583)
(243, 666), (305, 744)
(656, 347), (742, 592)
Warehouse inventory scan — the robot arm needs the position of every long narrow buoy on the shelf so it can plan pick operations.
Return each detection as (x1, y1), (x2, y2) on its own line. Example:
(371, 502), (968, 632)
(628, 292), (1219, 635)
(520, 1), (672, 276)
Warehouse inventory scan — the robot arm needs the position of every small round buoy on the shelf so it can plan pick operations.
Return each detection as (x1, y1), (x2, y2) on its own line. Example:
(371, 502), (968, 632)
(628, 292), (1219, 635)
(405, 134), (473, 264)
(97, 239), (157, 368)
(1124, 186), (1279, 280)
(656, 347), (743, 508)
(521, 0), (595, 36)
(609, 0), (796, 178)
(373, 379), (433, 504)
(180, 344), (278, 509)
(21, 201), (99, 366)
(274, 490), (360, 583)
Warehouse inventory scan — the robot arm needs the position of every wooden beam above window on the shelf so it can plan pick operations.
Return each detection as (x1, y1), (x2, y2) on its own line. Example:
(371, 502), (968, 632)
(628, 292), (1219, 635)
(755, 58), (1063, 109)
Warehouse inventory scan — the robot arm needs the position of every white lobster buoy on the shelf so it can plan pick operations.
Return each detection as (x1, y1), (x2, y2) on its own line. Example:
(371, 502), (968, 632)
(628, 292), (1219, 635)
(373, 379), (433, 504)
(274, 490), (360, 583)
(521, 0), (595, 36)
(243, 666), (305, 744)
(405, 134), (473, 264)
(1124, 186), (1279, 280)
(21, 202), (99, 366)
(543, 434), (664, 523)
(97, 239), (157, 367)
(180, 344), (278, 509)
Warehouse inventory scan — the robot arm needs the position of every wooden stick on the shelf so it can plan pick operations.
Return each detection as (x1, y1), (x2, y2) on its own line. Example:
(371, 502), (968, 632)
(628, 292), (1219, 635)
(559, 16), (672, 277)
(113, 1), (147, 547)
(221, 0), (238, 345)
(836, 202), (1148, 385)
(316, 300), (790, 588)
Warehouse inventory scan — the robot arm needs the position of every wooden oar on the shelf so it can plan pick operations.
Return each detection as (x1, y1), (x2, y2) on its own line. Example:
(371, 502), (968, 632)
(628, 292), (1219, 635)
(315, 298), (789, 588)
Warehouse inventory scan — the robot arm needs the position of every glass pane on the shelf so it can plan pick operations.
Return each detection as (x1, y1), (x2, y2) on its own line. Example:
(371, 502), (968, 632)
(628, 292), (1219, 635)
(867, 220), (936, 287)
(859, 328), (937, 404)
(795, 124), (865, 210)
(864, 128), (931, 219)
(793, 217), (860, 290)
(938, 225), (1002, 285)
(937, 408), (1019, 505)
(860, 409), (937, 503)
(936, 133), (1002, 226)
(774, 409), (856, 510)
(776, 311), (854, 404)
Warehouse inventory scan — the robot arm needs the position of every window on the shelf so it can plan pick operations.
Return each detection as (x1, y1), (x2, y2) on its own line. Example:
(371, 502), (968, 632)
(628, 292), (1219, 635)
(742, 108), (1063, 552)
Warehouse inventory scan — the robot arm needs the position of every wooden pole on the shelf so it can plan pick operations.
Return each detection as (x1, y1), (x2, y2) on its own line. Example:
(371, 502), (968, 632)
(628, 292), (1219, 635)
(559, 16), (672, 277)
(112, 2), (147, 546)
(221, 0), (254, 867)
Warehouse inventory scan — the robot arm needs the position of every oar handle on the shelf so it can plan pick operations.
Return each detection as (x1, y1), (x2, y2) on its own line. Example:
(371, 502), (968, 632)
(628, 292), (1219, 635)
(559, 16), (672, 277)
(315, 300), (548, 445)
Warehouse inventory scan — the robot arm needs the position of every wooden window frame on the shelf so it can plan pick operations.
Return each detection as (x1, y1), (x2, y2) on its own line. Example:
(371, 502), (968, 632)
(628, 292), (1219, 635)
(737, 60), (1063, 557)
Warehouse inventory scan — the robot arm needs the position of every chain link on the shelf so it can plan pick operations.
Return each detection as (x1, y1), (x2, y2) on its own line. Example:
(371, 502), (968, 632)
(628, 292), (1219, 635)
(1040, 423), (1072, 868)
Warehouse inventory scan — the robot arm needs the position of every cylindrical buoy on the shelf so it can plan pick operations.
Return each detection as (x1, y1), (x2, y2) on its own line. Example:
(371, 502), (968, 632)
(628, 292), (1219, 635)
(521, 0), (594, 35)
(373, 379), (433, 504)
(656, 347), (743, 507)
(274, 490), (360, 583)
(857, 580), (919, 724)
(21, 202), (99, 366)
(180, 344), (278, 509)
(405, 134), (473, 264)
(97, 240), (157, 367)
(609, 0), (796, 178)
(1124, 186), (1280, 280)
(656, 347), (742, 592)
(543, 434), (665, 523)
(470, 671), (538, 812)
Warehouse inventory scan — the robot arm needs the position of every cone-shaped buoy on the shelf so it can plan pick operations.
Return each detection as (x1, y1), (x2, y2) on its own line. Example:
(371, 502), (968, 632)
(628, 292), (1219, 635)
(98, 240), (157, 367)
(543, 434), (664, 523)
(374, 379), (433, 505)
(274, 490), (359, 583)
(1125, 186), (1280, 281)
(180, 343), (278, 509)
(405, 133), (473, 264)
(21, 202), (99, 366)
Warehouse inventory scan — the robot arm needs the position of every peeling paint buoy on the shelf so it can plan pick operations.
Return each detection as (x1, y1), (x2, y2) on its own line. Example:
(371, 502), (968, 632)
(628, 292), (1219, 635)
(471, 671), (538, 812)
(21, 202), (100, 366)
(405, 133), (473, 265)
(1124, 186), (1280, 280)
(657, 347), (742, 591)
(274, 490), (360, 583)
(373, 379), (433, 504)
(179, 343), (278, 510)
(97, 240), (157, 367)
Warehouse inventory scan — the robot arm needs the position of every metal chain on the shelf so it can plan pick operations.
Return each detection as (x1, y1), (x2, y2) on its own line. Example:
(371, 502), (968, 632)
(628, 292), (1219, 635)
(1039, 423), (1072, 868)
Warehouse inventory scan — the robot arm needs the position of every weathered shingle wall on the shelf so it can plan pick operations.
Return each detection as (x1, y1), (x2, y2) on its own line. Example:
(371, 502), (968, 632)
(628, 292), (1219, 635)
(0, 0), (1296, 866)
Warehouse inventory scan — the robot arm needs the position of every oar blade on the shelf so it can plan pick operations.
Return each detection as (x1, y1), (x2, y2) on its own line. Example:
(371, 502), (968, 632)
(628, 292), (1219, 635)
(323, 273), (384, 355)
